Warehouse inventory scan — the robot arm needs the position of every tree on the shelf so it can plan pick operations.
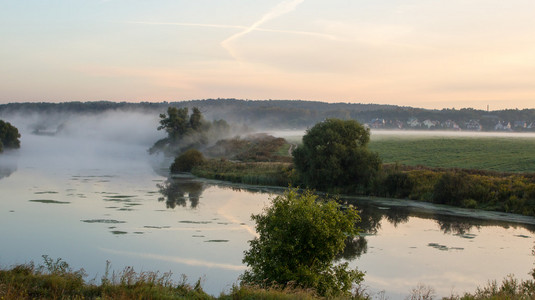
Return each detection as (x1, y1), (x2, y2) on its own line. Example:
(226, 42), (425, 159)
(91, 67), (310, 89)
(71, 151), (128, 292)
(150, 107), (209, 155)
(292, 119), (381, 193)
(0, 120), (21, 153)
(241, 188), (364, 297)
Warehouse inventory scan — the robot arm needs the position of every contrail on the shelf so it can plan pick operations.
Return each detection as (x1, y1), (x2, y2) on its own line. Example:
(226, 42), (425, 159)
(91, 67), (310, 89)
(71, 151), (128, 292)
(221, 0), (306, 60)
(127, 21), (339, 41)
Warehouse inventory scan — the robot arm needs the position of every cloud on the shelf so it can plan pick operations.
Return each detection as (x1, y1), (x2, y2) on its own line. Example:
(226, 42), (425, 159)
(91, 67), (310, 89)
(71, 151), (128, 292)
(100, 248), (247, 271)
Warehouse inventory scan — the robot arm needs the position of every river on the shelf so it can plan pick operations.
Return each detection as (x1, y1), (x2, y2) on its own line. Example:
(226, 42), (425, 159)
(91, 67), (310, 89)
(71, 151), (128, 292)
(1, 114), (534, 299)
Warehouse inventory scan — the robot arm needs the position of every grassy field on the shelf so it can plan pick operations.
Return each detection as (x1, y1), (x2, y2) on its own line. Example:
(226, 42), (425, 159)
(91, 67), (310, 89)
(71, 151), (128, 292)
(368, 134), (535, 173)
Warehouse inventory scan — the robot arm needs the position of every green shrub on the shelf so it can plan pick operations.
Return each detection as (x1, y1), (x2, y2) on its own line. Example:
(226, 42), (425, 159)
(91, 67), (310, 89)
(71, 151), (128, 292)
(171, 149), (205, 173)
(241, 189), (364, 298)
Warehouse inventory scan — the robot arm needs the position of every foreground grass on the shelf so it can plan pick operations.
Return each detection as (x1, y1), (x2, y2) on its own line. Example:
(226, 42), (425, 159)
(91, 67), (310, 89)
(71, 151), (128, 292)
(369, 136), (535, 173)
(2, 256), (535, 299)
(0, 256), (364, 300)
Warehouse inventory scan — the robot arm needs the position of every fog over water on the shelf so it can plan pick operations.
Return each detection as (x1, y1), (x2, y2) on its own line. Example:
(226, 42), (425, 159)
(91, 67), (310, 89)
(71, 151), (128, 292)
(1, 111), (535, 299)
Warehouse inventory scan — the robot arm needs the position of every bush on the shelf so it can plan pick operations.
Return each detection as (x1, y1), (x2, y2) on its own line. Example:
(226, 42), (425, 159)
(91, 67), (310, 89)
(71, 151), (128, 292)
(241, 188), (364, 297)
(170, 149), (205, 173)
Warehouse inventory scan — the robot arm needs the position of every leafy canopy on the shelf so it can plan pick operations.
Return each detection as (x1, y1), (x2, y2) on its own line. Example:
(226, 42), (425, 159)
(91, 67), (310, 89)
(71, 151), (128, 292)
(150, 106), (229, 156)
(293, 118), (381, 193)
(0, 120), (21, 153)
(241, 188), (364, 297)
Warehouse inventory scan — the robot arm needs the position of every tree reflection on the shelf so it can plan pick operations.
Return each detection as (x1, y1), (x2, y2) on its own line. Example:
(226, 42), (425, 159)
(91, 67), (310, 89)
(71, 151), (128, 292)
(157, 178), (205, 209)
(337, 236), (368, 261)
(0, 161), (17, 180)
(434, 215), (480, 235)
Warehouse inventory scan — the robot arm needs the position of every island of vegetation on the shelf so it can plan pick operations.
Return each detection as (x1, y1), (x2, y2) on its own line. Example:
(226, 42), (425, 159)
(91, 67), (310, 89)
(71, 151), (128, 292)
(0, 119), (21, 153)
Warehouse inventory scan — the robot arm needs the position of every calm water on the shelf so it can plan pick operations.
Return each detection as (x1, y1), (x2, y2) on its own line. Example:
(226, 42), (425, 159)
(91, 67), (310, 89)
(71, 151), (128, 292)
(1, 115), (535, 299)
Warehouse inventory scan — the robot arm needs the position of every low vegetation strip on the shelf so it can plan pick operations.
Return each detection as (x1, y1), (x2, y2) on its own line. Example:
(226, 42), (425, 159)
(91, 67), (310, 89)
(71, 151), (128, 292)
(2, 256), (535, 299)
(369, 136), (535, 173)
(192, 160), (293, 187)
(0, 256), (364, 300)
(374, 166), (535, 216)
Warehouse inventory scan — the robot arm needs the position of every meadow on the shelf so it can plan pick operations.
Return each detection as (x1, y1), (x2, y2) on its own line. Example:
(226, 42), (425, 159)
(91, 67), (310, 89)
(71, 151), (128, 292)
(368, 133), (535, 173)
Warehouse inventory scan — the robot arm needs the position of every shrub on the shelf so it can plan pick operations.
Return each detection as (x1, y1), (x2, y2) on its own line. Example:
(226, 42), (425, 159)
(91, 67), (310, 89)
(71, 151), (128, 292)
(241, 188), (364, 297)
(170, 149), (205, 173)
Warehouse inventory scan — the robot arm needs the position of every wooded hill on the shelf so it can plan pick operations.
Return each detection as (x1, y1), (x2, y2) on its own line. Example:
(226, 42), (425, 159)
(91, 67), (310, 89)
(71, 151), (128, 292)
(1, 99), (534, 131)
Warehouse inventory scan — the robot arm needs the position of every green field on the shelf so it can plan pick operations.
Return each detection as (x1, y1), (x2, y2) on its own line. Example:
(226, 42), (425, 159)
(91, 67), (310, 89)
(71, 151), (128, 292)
(368, 134), (535, 173)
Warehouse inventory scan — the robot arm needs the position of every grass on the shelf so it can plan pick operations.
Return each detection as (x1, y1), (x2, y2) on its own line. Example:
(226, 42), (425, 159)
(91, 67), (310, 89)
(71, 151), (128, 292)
(0, 256), (366, 300)
(368, 136), (535, 173)
(192, 159), (294, 187)
(2, 256), (535, 299)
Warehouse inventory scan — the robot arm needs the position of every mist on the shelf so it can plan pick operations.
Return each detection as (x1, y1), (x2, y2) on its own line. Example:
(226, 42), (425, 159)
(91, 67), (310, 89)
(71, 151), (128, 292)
(0, 110), (167, 175)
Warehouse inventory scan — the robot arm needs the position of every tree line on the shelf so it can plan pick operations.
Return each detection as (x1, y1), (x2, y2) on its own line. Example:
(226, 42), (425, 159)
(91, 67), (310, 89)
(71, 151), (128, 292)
(3, 99), (534, 131)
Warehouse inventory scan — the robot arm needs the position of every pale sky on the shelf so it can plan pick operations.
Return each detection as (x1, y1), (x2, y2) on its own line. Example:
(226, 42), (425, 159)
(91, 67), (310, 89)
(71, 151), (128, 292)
(1, 0), (534, 110)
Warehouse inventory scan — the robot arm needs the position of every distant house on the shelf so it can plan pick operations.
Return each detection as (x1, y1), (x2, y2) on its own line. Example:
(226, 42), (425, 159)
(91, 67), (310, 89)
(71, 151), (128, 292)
(407, 118), (420, 128)
(465, 120), (482, 131)
(514, 121), (527, 129)
(392, 120), (404, 129)
(495, 121), (512, 131)
(422, 119), (439, 129)
(443, 120), (460, 130)
(369, 118), (385, 129)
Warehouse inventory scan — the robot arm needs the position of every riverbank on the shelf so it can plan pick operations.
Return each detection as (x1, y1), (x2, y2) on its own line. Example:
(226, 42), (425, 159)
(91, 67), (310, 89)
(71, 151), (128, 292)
(191, 160), (535, 217)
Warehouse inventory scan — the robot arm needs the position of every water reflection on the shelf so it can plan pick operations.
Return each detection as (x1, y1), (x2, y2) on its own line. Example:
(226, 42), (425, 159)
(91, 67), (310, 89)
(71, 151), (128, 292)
(337, 236), (368, 261)
(157, 177), (206, 209)
(0, 151), (17, 179)
(349, 197), (535, 237)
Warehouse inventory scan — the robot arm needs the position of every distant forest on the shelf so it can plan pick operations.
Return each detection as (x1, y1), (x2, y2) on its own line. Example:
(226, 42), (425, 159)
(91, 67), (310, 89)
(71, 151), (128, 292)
(1, 99), (534, 131)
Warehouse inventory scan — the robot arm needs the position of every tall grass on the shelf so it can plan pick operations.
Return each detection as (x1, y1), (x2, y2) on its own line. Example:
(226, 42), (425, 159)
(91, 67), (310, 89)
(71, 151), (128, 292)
(0, 256), (367, 299)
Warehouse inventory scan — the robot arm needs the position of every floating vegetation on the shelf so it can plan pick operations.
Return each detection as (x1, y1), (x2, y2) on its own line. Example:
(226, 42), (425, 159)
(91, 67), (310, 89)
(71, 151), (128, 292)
(428, 243), (449, 251)
(105, 206), (118, 209)
(515, 234), (530, 238)
(81, 219), (126, 224)
(29, 200), (70, 204)
(124, 203), (142, 206)
(179, 220), (212, 224)
(217, 222), (230, 225)
(205, 240), (229, 243)
(106, 195), (136, 199)
(428, 243), (464, 251)
(192, 235), (205, 238)
(34, 191), (58, 194)
(108, 226), (117, 229)
(454, 233), (477, 239)
(103, 195), (137, 203)
(134, 232), (144, 234)
(143, 226), (171, 229)
(117, 208), (134, 211)
(111, 231), (127, 235)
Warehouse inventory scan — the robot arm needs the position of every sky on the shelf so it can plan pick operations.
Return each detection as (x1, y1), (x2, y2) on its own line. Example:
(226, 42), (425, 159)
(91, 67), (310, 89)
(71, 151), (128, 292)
(1, 0), (534, 110)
